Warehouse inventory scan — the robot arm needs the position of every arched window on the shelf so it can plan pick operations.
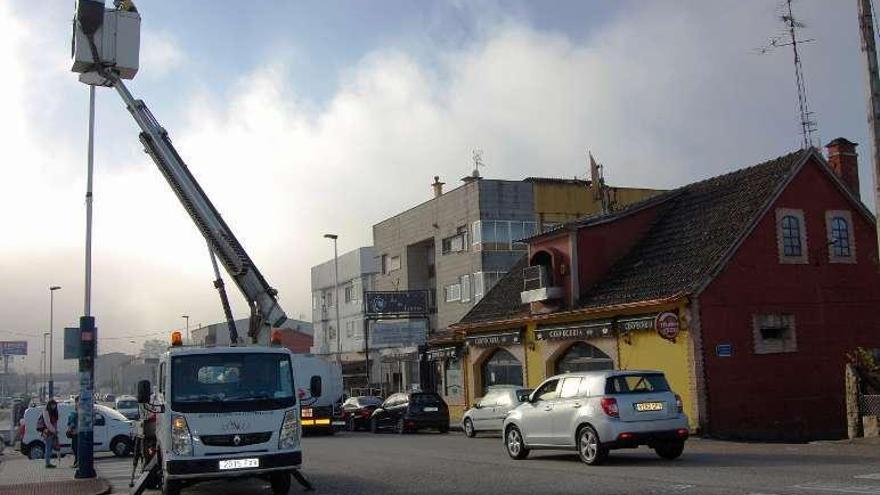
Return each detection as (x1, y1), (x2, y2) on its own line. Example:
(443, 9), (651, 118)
(830, 217), (851, 257)
(555, 342), (613, 374)
(781, 215), (802, 257)
(482, 349), (522, 394)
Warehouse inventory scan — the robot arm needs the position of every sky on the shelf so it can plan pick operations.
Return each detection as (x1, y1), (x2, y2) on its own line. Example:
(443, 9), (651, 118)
(0, 0), (874, 372)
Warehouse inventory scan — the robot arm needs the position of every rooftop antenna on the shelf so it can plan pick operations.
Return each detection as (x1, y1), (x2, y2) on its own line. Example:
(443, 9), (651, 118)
(462, 149), (485, 183)
(755, 0), (818, 148)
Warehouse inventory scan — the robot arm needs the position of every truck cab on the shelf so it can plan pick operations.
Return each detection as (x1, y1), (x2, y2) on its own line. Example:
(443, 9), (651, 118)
(140, 334), (310, 495)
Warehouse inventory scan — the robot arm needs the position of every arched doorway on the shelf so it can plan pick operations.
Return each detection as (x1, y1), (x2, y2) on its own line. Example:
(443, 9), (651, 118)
(481, 349), (523, 394)
(555, 342), (613, 374)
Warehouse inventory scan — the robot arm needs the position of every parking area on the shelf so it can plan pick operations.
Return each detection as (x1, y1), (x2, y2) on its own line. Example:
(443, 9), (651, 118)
(91, 430), (880, 494)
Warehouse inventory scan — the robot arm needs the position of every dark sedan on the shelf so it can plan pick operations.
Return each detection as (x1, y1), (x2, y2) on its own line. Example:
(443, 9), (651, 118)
(370, 392), (449, 434)
(341, 396), (384, 431)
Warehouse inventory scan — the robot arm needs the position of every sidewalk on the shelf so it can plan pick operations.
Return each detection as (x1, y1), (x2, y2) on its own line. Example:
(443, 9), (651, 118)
(0, 451), (110, 495)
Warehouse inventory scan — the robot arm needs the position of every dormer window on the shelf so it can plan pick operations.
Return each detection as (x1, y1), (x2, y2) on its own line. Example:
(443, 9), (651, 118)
(521, 250), (563, 304)
(776, 208), (808, 264)
(826, 210), (856, 263)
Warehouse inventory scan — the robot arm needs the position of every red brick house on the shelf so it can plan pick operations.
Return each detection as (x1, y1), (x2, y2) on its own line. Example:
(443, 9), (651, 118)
(449, 140), (880, 440)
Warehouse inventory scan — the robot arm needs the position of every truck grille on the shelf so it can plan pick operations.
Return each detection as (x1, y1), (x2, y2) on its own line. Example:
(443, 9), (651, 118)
(200, 432), (272, 447)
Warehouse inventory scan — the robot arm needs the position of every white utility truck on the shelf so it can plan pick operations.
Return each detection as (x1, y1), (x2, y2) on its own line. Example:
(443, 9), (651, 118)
(69, 1), (337, 493)
(293, 356), (344, 434)
(135, 333), (308, 495)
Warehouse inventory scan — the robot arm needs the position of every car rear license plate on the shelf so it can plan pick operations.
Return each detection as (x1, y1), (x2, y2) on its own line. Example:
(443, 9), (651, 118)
(302, 408), (313, 418)
(219, 458), (259, 470)
(635, 402), (664, 412)
(423, 406), (438, 412)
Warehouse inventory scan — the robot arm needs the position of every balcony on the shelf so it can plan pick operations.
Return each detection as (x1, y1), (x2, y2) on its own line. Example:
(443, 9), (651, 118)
(520, 265), (563, 303)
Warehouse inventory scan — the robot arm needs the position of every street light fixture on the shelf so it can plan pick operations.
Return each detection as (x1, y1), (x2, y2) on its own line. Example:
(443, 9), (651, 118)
(48, 286), (61, 398)
(323, 234), (342, 368)
(181, 315), (190, 345)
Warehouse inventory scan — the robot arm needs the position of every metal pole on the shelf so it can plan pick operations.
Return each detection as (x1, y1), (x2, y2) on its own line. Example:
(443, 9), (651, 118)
(76, 84), (97, 480)
(333, 239), (341, 367)
(48, 287), (60, 398)
(858, 0), (880, 259)
(363, 317), (370, 387)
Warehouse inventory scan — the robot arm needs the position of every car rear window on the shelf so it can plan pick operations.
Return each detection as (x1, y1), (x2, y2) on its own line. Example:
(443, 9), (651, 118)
(411, 394), (442, 405)
(358, 397), (382, 406)
(605, 374), (670, 394)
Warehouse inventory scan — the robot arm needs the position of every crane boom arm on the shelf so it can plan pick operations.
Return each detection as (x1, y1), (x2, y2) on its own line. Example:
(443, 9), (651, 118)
(109, 74), (287, 342)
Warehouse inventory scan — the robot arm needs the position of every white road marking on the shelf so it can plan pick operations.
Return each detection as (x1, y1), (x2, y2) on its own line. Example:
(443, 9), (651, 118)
(792, 483), (880, 494)
(855, 474), (880, 480)
(667, 484), (694, 490)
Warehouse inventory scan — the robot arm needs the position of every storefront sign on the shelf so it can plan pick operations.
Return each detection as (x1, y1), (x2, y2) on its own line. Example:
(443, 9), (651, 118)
(655, 312), (680, 341)
(426, 346), (459, 360)
(467, 331), (521, 347)
(617, 316), (655, 332)
(365, 290), (430, 317)
(716, 343), (733, 357)
(535, 322), (612, 341)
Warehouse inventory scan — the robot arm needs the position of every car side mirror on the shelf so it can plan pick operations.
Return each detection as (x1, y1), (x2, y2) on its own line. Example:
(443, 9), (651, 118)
(527, 392), (537, 403)
(137, 380), (151, 404)
(310, 376), (322, 398)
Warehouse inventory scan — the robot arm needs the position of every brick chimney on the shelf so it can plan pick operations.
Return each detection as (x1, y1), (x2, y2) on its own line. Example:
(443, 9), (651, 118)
(431, 176), (445, 198)
(825, 138), (860, 199)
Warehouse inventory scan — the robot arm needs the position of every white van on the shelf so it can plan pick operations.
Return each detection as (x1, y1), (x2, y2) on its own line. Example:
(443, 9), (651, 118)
(20, 403), (134, 459)
(115, 395), (140, 420)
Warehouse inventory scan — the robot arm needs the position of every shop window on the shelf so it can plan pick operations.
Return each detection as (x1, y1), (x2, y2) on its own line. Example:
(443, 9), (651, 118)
(555, 342), (614, 374)
(753, 314), (797, 354)
(482, 349), (523, 394)
(444, 358), (463, 399)
(776, 208), (808, 264)
(826, 210), (855, 263)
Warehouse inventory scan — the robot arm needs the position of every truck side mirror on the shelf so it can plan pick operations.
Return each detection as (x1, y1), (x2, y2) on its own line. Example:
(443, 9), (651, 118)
(137, 380), (151, 404)
(309, 376), (322, 398)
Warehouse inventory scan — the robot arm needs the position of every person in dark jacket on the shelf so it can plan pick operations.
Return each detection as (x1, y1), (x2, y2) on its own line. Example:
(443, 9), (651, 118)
(67, 398), (79, 468)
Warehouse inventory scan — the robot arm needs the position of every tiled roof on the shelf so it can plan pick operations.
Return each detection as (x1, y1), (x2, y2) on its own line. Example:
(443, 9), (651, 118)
(458, 255), (529, 325)
(456, 148), (811, 326)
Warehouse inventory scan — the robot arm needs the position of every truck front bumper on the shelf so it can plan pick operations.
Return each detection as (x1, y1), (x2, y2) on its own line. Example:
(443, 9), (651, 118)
(166, 451), (301, 480)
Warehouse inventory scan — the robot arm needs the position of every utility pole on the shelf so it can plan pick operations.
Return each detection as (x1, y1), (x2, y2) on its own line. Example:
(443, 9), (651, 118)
(324, 234), (342, 368)
(858, 0), (880, 260)
(48, 285), (61, 398)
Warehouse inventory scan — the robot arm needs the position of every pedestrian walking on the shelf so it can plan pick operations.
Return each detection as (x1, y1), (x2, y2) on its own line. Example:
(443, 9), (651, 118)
(67, 397), (79, 468)
(38, 399), (59, 468)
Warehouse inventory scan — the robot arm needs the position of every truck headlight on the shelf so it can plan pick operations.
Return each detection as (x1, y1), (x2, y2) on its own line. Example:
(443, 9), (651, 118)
(278, 409), (299, 449)
(171, 415), (193, 456)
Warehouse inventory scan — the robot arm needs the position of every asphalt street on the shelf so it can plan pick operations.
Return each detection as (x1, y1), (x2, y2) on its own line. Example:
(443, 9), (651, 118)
(95, 431), (880, 495)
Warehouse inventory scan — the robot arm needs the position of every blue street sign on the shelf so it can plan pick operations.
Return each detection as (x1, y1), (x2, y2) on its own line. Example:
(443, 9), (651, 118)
(716, 343), (733, 357)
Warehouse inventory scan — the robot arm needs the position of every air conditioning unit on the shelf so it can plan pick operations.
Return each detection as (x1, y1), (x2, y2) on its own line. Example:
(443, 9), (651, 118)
(521, 265), (563, 303)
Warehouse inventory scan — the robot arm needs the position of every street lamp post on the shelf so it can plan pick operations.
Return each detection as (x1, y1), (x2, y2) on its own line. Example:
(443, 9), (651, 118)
(41, 332), (49, 401)
(182, 315), (190, 345)
(323, 234), (342, 368)
(48, 285), (61, 398)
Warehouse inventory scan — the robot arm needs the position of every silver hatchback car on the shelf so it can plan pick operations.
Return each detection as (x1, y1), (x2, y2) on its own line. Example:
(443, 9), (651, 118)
(461, 386), (531, 438)
(503, 370), (689, 465)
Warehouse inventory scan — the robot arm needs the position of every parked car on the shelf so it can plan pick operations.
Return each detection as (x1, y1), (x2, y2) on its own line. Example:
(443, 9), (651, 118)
(20, 403), (134, 459)
(370, 392), (449, 434)
(461, 386), (531, 438)
(503, 370), (689, 465)
(341, 396), (383, 431)
(114, 395), (139, 420)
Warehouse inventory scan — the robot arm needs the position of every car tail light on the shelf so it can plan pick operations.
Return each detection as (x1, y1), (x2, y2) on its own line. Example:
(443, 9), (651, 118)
(618, 432), (634, 440)
(675, 394), (683, 414)
(676, 428), (689, 438)
(600, 397), (619, 418)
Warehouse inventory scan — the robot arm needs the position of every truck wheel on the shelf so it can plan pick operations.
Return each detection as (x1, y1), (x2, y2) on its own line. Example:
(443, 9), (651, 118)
(111, 436), (132, 457)
(270, 472), (291, 495)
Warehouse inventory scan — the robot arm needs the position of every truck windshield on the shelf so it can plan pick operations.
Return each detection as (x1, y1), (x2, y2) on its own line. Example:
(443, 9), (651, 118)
(171, 353), (295, 412)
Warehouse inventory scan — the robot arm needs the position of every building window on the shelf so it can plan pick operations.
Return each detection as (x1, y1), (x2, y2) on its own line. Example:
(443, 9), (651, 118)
(312, 294), (319, 309)
(444, 282), (461, 302)
(382, 254), (401, 274)
(444, 358), (463, 399)
(473, 271), (506, 302)
(472, 220), (537, 251)
(776, 208), (808, 264)
(441, 226), (468, 254)
(325, 291), (333, 308)
(481, 349), (523, 395)
(753, 314), (797, 354)
(328, 326), (336, 340)
(344, 285), (353, 304)
(381, 254), (388, 274)
(826, 210), (855, 263)
(461, 274), (471, 303)
(555, 342), (614, 374)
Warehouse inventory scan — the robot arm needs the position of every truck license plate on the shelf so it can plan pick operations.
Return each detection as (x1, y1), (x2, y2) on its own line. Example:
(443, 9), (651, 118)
(302, 408), (313, 418)
(423, 406), (438, 412)
(635, 402), (664, 412)
(219, 458), (259, 470)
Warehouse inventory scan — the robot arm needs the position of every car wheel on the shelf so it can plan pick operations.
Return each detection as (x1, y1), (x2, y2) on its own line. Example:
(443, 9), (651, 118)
(463, 418), (475, 438)
(505, 426), (529, 460)
(28, 441), (45, 460)
(370, 417), (379, 433)
(270, 472), (291, 495)
(396, 418), (406, 434)
(654, 440), (685, 460)
(577, 425), (608, 466)
(111, 436), (132, 457)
